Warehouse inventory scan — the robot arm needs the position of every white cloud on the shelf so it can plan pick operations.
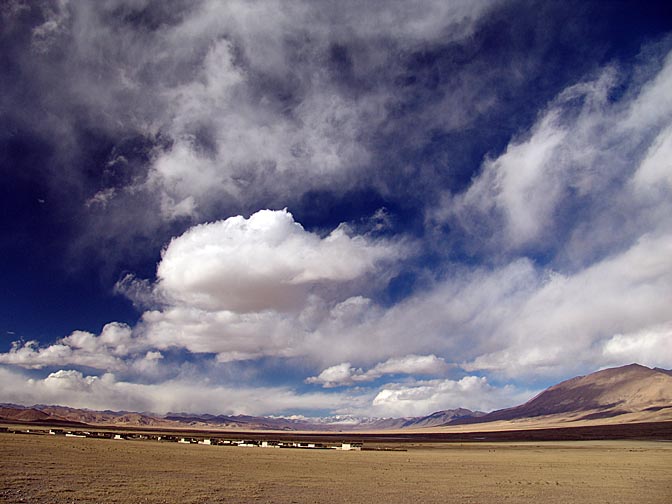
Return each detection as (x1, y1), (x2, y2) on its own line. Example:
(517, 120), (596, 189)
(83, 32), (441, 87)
(370, 376), (534, 417)
(441, 51), (672, 259)
(293, 230), (672, 380)
(0, 341), (76, 370)
(156, 208), (404, 313)
(43, 369), (106, 393)
(381, 49), (672, 381)
(0, 364), (530, 418)
(140, 305), (302, 358)
(134, 228), (671, 376)
(306, 363), (357, 388)
(30, 0), (70, 53)
(372, 354), (449, 376)
(452, 110), (568, 248)
(306, 354), (449, 387)
(621, 49), (672, 131)
(7, 0), (499, 239)
(601, 324), (672, 369)
(461, 233), (672, 377)
(0, 366), (361, 416)
(130, 351), (165, 376)
(85, 188), (117, 209)
(295, 259), (540, 368)
(631, 124), (672, 192)
(0, 323), (148, 372)
(145, 76), (383, 220)
(4, 5), (671, 417)
(123, 209), (406, 362)
(114, 274), (159, 310)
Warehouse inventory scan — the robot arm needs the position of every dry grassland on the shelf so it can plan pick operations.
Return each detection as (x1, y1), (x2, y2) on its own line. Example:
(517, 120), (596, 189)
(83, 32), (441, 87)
(1, 433), (671, 503)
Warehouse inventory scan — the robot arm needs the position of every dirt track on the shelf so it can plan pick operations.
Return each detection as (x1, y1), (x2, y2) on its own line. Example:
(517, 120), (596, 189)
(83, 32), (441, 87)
(1, 433), (671, 503)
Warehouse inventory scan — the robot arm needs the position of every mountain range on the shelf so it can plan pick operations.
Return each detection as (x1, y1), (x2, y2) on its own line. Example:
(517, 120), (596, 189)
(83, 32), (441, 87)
(1, 364), (670, 431)
(0, 404), (482, 431)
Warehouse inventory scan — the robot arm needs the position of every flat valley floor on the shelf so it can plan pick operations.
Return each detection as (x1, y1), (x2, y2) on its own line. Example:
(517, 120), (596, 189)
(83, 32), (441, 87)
(1, 433), (671, 503)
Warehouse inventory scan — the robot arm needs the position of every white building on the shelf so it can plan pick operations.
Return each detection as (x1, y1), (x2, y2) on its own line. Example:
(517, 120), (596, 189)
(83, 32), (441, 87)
(337, 442), (362, 451)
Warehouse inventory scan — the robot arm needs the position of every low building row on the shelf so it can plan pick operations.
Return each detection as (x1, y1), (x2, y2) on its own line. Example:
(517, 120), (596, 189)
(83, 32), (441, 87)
(20, 428), (363, 450)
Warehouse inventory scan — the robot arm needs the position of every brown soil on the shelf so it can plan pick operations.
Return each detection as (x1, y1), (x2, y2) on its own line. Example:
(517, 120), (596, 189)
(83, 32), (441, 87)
(1, 432), (671, 503)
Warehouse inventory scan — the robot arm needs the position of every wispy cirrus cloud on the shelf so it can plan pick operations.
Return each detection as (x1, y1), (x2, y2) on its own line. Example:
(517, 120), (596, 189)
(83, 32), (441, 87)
(437, 49), (672, 263)
(1, 0), (499, 261)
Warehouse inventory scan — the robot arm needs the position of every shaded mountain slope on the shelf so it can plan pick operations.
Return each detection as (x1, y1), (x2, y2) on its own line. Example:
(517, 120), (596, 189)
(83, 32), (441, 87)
(453, 364), (672, 424)
(402, 408), (485, 428)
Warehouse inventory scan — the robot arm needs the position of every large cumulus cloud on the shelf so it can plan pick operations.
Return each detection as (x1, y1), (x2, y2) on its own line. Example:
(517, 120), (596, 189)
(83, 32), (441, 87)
(155, 208), (403, 312)
(131, 208), (408, 361)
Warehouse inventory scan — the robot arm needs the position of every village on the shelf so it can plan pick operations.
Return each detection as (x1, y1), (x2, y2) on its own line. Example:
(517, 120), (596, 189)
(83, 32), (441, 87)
(1, 426), (364, 451)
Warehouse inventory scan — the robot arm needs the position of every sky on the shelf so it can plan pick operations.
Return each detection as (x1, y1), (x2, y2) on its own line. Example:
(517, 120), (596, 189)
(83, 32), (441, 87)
(1, 0), (671, 418)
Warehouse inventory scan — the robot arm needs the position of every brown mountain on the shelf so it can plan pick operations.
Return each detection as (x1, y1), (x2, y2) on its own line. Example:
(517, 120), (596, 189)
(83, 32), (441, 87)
(0, 404), (164, 428)
(0, 406), (54, 423)
(0, 405), (89, 426)
(453, 363), (672, 425)
(402, 408), (486, 428)
(37, 405), (168, 427)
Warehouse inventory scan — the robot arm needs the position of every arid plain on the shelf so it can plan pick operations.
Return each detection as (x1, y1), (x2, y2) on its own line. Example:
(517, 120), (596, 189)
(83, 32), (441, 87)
(1, 432), (671, 503)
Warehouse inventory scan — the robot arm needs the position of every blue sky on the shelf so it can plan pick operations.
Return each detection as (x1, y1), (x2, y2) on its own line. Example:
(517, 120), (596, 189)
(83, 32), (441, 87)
(1, 0), (671, 417)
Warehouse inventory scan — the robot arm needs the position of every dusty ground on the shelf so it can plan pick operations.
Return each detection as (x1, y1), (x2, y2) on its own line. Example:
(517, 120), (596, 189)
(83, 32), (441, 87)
(1, 433), (670, 503)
